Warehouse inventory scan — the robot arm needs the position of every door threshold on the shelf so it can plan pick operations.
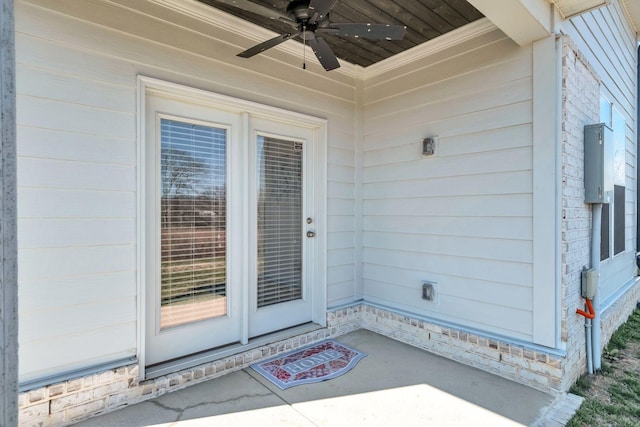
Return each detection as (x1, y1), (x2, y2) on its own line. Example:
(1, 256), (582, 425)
(145, 323), (322, 380)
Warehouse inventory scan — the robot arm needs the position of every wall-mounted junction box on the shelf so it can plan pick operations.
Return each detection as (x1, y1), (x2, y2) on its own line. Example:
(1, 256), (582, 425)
(584, 123), (613, 204)
(422, 281), (437, 302)
(422, 136), (437, 156)
(581, 267), (598, 299)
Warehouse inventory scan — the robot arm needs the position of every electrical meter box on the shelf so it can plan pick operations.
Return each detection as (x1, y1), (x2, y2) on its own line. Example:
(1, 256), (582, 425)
(584, 123), (613, 204)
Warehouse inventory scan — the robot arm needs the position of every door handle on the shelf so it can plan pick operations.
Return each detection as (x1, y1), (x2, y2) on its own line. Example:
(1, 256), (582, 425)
(306, 231), (316, 238)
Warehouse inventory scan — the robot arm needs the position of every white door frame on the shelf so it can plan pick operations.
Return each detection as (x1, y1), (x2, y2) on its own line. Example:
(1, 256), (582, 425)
(136, 76), (327, 380)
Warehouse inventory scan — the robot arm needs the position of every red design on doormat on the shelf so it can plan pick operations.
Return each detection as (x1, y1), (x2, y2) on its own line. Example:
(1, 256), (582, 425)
(251, 340), (366, 389)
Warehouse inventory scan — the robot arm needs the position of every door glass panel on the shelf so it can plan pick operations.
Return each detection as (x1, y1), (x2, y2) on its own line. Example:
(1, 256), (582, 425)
(160, 119), (227, 328)
(257, 136), (303, 307)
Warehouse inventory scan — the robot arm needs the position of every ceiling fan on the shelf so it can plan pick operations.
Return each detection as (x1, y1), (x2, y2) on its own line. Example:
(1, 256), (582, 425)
(211, 0), (407, 71)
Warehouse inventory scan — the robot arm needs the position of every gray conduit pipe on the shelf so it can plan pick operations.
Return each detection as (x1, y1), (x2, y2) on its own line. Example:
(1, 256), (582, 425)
(585, 315), (593, 374)
(591, 203), (602, 371)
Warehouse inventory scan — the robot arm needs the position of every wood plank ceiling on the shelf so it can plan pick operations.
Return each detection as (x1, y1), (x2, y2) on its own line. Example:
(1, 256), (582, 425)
(198, 0), (484, 67)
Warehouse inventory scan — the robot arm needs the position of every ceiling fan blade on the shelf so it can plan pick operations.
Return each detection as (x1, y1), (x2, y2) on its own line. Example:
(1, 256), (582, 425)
(308, 0), (339, 24)
(318, 23), (406, 40)
(238, 33), (299, 58)
(308, 37), (340, 71)
(211, 0), (295, 25)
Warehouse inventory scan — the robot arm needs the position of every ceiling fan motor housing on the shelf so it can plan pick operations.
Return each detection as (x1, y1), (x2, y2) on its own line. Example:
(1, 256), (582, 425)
(288, 0), (314, 21)
(288, 0), (331, 29)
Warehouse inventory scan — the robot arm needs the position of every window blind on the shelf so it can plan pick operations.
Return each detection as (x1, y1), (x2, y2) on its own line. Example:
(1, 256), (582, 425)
(257, 136), (303, 308)
(160, 119), (227, 328)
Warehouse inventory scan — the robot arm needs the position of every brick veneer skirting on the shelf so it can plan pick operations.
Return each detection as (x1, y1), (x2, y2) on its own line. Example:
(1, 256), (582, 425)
(358, 304), (565, 393)
(20, 297), (621, 427)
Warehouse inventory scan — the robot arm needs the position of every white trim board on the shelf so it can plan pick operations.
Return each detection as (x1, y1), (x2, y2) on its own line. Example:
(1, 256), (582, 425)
(532, 35), (560, 348)
(362, 18), (497, 79)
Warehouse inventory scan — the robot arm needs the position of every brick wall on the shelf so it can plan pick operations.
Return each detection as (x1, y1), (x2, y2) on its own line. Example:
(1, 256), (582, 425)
(559, 35), (601, 391)
(600, 282), (640, 352)
(559, 35), (640, 391)
(359, 304), (564, 393)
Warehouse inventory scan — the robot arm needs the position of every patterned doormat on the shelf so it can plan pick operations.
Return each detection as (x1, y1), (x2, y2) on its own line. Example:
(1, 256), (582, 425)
(251, 339), (367, 390)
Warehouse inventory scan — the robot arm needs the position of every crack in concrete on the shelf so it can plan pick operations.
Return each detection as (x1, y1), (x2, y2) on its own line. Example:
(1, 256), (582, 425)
(244, 369), (322, 426)
(173, 391), (274, 422)
(149, 400), (181, 414)
(149, 400), (182, 425)
(148, 370), (322, 425)
(150, 372), (277, 424)
(245, 369), (290, 403)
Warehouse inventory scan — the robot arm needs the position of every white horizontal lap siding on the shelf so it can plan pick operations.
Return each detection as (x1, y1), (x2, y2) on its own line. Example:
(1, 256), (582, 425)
(363, 31), (535, 340)
(16, 12), (138, 380)
(563, 1), (637, 304)
(16, 0), (356, 381)
(327, 129), (356, 305)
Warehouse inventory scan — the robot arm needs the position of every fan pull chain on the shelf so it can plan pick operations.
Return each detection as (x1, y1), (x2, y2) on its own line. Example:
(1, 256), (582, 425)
(302, 25), (307, 70)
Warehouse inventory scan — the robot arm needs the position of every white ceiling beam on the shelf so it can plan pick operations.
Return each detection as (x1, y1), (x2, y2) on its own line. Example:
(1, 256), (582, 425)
(467, 0), (552, 46)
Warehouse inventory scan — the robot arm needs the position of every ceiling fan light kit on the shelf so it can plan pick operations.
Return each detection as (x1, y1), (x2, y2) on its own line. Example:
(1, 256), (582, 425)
(212, 0), (406, 71)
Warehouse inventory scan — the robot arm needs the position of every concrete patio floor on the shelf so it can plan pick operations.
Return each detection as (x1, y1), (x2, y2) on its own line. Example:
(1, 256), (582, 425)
(74, 330), (582, 426)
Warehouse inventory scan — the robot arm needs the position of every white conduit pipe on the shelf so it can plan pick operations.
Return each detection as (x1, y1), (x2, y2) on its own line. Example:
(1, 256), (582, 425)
(585, 314), (593, 374)
(591, 203), (602, 372)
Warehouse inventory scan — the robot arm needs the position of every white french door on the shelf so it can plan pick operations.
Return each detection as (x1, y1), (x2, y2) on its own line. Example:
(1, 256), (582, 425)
(248, 117), (315, 338)
(144, 90), (318, 366)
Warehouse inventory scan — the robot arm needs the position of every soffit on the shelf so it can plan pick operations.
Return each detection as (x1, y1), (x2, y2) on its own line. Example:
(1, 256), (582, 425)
(550, 0), (611, 18)
(621, 0), (640, 32)
(197, 0), (484, 67)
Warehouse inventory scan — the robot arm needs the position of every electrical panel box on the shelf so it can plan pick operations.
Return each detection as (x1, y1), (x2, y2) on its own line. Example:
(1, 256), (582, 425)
(584, 123), (613, 204)
(581, 267), (598, 299)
